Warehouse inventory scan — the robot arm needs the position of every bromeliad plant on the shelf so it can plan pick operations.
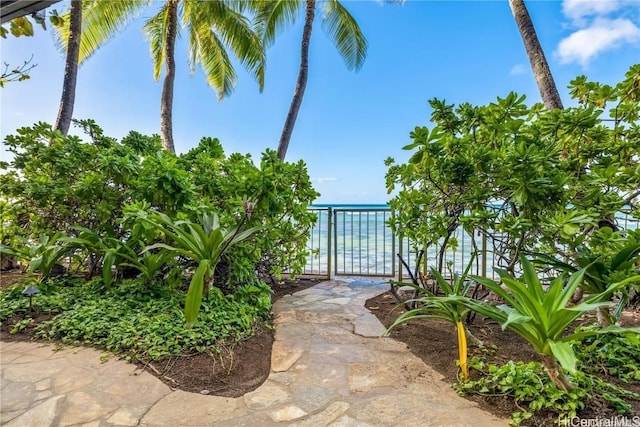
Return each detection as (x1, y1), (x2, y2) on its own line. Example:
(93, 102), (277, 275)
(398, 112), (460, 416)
(469, 256), (640, 391)
(142, 210), (259, 326)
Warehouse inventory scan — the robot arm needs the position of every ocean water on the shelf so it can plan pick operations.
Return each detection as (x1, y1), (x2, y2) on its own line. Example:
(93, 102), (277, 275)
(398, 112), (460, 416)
(303, 205), (639, 280)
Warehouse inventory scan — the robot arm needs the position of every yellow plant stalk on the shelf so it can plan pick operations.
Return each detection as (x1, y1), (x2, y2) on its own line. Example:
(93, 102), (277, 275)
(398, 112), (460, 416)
(456, 321), (468, 381)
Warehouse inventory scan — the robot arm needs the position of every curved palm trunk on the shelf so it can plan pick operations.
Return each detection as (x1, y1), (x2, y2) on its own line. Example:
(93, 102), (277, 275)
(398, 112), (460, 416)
(55, 0), (82, 135)
(277, 0), (315, 161)
(160, 0), (178, 154)
(509, 0), (563, 110)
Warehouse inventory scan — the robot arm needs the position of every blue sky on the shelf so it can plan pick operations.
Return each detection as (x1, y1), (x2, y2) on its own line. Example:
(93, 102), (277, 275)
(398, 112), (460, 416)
(1, 0), (639, 204)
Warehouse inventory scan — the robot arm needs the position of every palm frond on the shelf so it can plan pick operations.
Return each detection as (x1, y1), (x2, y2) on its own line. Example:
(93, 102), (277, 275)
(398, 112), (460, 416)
(321, 0), (367, 71)
(253, 0), (301, 46)
(143, 3), (174, 81)
(54, 0), (151, 64)
(201, 0), (266, 91)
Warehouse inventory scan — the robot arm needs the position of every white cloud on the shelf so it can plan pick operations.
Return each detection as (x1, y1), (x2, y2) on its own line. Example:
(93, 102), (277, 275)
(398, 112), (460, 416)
(509, 64), (527, 76)
(317, 177), (337, 183)
(562, 0), (628, 22)
(557, 17), (640, 65)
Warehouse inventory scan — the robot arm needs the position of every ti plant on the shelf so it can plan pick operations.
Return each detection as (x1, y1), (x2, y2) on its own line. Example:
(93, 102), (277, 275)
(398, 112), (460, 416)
(469, 256), (640, 391)
(143, 210), (259, 326)
(387, 255), (481, 381)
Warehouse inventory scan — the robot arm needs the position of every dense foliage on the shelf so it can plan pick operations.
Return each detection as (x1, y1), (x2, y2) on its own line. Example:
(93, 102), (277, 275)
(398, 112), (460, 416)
(0, 120), (318, 289)
(385, 65), (640, 276)
(458, 355), (639, 426)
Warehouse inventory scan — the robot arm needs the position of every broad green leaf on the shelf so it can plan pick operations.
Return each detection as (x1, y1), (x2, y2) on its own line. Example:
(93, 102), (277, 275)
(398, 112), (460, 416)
(548, 341), (577, 373)
(184, 260), (209, 327)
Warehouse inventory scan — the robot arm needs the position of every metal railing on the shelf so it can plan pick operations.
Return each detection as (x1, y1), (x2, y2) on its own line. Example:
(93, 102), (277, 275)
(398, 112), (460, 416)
(301, 206), (639, 281)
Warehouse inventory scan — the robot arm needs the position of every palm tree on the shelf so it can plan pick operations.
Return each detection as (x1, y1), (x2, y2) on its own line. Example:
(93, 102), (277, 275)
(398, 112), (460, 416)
(508, 0), (563, 110)
(254, 0), (368, 160)
(56, 0), (265, 152)
(54, 0), (82, 135)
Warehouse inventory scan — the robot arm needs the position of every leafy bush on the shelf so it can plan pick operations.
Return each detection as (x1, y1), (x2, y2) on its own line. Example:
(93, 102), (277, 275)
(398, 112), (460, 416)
(179, 141), (319, 284)
(0, 121), (158, 238)
(385, 65), (640, 275)
(1, 123), (318, 288)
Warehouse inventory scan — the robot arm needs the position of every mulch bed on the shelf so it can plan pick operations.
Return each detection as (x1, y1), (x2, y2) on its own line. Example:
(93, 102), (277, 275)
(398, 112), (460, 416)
(365, 290), (640, 426)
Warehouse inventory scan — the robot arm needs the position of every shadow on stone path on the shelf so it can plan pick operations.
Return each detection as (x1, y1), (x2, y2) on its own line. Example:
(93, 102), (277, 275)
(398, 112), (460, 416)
(1, 279), (507, 426)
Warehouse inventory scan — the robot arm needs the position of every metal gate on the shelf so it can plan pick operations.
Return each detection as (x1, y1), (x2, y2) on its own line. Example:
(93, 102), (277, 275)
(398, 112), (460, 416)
(302, 207), (397, 279)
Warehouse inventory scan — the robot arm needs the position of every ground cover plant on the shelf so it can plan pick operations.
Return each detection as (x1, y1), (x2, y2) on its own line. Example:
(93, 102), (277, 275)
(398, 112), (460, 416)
(1, 277), (271, 360)
(381, 66), (640, 425)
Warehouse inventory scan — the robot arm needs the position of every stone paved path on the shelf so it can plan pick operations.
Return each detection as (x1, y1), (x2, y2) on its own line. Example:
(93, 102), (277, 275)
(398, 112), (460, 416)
(1, 279), (507, 426)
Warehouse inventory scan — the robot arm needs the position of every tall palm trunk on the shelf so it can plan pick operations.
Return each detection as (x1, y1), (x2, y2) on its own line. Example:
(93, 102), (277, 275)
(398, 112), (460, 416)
(509, 0), (563, 110)
(160, 0), (178, 154)
(277, 0), (315, 161)
(55, 0), (82, 135)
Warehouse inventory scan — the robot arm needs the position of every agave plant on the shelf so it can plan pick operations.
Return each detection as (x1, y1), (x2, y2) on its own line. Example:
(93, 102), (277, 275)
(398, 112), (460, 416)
(143, 211), (259, 326)
(469, 256), (640, 391)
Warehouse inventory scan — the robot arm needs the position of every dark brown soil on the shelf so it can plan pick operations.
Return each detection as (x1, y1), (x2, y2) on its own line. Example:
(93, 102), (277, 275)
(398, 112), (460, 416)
(366, 290), (640, 426)
(0, 268), (26, 289)
(0, 271), (319, 397)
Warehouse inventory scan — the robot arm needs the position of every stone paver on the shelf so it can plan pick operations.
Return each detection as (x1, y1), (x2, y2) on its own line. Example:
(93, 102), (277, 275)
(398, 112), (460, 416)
(0, 279), (508, 426)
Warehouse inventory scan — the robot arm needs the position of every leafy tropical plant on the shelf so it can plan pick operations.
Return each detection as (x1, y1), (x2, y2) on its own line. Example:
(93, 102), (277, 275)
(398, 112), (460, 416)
(0, 232), (72, 282)
(533, 233), (640, 326)
(468, 256), (640, 391)
(141, 210), (259, 325)
(386, 255), (480, 380)
(119, 250), (175, 285)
